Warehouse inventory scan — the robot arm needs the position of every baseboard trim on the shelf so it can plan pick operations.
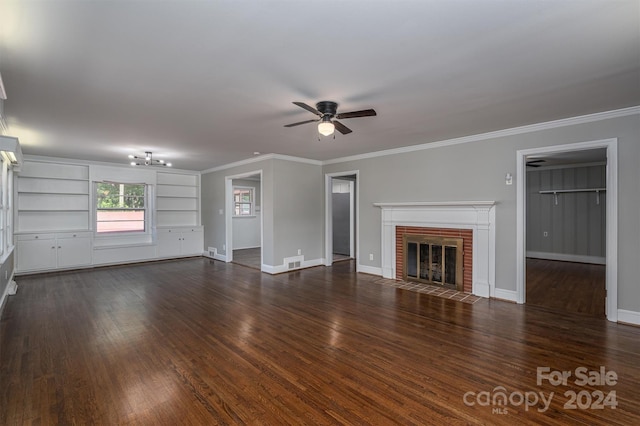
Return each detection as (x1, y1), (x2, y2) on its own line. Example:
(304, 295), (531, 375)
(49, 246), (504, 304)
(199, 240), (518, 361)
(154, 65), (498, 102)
(617, 309), (640, 326)
(493, 288), (518, 302)
(0, 283), (12, 316)
(526, 251), (606, 265)
(474, 280), (491, 298)
(262, 258), (324, 275)
(213, 253), (227, 262)
(0, 272), (18, 315)
(358, 264), (383, 276)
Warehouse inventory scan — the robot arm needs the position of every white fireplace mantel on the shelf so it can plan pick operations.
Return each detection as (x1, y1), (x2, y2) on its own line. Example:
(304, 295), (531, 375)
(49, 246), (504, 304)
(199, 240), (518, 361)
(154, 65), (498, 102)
(374, 201), (496, 298)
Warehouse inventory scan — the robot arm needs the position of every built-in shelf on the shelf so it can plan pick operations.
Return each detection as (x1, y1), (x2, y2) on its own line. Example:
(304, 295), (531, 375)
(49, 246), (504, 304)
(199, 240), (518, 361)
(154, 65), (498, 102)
(14, 161), (203, 273)
(16, 176), (89, 182)
(17, 191), (89, 195)
(156, 172), (199, 227)
(16, 162), (91, 233)
(17, 209), (89, 212)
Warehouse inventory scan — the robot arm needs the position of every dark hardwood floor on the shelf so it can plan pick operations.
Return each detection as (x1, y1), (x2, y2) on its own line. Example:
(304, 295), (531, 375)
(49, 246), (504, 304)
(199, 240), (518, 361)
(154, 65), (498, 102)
(232, 247), (261, 270)
(2, 258), (638, 425)
(526, 258), (606, 317)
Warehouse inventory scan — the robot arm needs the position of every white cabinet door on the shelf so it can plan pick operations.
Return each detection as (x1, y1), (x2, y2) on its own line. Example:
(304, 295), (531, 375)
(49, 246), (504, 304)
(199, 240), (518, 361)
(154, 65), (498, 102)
(16, 238), (57, 271)
(181, 229), (204, 255)
(157, 230), (182, 257)
(57, 236), (92, 268)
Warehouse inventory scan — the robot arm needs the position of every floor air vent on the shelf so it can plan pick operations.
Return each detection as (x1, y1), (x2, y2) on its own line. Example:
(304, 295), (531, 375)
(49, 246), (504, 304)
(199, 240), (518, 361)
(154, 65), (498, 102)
(284, 255), (304, 270)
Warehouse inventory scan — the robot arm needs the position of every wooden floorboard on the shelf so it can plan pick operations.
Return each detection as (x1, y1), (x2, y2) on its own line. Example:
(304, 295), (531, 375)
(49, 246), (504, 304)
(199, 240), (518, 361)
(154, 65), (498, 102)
(1, 258), (638, 425)
(526, 258), (606, 317)
(232, 248), (261, 270)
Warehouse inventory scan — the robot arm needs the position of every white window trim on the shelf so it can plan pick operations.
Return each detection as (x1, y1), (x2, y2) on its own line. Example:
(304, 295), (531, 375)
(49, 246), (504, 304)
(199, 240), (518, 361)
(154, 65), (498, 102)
(233, 186), (255, 217)
(93, 181), (153, 238)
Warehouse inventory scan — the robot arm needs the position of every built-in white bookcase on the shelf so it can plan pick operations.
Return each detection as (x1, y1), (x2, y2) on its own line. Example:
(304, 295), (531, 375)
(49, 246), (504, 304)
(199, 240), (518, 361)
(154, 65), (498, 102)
(156, 172), (199, 227)
(15, 162), (203, 273)
(16, 162), (90, 232)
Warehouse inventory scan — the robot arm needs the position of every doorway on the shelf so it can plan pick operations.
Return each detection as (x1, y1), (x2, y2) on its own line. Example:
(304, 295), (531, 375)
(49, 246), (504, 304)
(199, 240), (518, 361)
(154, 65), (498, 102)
(225, 171), (263, 270)
(331, 176), (355, 262)
(516, 139), (618, 322)
(325, 171), (358, 268)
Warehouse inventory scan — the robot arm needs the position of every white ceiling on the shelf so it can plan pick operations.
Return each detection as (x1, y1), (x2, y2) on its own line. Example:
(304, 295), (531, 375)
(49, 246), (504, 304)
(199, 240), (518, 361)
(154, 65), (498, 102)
(0, 0), (638, 171)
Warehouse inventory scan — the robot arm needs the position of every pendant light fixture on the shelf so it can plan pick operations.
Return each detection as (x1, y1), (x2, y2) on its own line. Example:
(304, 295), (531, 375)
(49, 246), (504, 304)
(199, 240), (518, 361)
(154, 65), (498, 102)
(128, 151), (171, 167)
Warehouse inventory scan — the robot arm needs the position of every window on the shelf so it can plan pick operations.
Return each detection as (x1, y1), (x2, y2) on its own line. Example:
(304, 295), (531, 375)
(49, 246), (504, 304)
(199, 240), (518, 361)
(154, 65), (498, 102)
(96, 182), (147, 233)
(233, 186), (254, 216)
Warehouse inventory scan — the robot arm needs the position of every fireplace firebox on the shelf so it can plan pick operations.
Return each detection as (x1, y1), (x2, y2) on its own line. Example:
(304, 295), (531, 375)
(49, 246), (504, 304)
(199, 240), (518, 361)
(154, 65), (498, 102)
(402, 234), (464, 291)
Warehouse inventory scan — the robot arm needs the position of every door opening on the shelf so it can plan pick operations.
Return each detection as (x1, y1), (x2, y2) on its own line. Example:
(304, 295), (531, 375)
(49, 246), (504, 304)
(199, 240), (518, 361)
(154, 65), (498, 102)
(325, 172), (358, 269)
(524, 148), (607, 317)
(225, 170), (263, 270)
(516, 139), (618, 322)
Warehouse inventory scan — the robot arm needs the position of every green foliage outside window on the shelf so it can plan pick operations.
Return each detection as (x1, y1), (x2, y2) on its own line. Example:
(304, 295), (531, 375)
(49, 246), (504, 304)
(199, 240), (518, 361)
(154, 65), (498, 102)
(96, 183), (145, 209)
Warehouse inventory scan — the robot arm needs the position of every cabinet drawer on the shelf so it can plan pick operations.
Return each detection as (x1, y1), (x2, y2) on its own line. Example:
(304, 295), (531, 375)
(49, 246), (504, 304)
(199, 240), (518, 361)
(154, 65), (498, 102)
(15, 233), (56, 241)
(56, 231), (92, 239)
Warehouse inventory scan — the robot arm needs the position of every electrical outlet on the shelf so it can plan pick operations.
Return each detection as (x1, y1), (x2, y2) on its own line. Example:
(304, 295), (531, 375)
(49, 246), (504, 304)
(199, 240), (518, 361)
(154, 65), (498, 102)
(219, 209), (223, 215)
(369, 253), (374, 261)
(223, 244), (226, 250)
(297, 249), (301, 255)
(543, 231), (548, 237)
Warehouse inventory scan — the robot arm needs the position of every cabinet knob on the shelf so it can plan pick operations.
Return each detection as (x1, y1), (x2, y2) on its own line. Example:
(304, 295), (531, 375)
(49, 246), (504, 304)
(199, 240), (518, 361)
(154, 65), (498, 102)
(58, 246), (61, 249)
(73, 234), (77, 237)
(35, 236), (39, 239)
(51, 246), (55, 249)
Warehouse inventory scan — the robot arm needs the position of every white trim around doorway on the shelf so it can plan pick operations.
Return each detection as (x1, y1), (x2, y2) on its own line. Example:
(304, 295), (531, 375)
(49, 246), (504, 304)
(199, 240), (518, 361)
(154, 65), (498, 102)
(324, 171), (359, 270)
(225, 170), (263, 269)
(516, 139), (618, 322)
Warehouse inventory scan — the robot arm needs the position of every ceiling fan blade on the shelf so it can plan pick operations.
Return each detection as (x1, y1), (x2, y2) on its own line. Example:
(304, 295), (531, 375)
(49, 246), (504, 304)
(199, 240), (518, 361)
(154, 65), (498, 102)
(292, 102), (322, 116)
(333, 120), (353, 135)
(336, 109), (377, 119)
(526, 159), (546, 167)
(284, 119), (318, 128)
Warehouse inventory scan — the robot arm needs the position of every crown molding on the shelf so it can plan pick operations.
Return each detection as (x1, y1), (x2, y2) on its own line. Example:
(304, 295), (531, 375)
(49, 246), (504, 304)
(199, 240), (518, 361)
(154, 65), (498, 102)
(201, 153), (322, 174)
(22, 154), (200, 175)
(323, 105), (640, 165)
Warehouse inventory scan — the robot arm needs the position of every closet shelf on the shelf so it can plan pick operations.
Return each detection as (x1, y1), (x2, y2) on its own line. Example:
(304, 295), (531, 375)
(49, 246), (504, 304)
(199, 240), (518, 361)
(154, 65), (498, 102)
(540, 188), (606, 205)
(539, 188), (606, 194)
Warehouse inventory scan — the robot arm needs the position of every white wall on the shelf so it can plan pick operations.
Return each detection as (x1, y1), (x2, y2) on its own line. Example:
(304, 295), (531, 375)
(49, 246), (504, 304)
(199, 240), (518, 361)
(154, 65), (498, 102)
(271, 159), (323, 265)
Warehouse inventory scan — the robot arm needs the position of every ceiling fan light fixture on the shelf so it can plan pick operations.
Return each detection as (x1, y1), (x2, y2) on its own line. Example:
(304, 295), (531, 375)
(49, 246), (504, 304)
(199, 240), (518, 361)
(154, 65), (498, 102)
(318, 118), (335, 136)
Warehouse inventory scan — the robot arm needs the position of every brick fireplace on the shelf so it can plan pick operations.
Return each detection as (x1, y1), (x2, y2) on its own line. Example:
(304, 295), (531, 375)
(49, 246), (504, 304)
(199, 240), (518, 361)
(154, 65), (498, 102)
(374, 201), (496, 298)
(396, 226), (473, 293)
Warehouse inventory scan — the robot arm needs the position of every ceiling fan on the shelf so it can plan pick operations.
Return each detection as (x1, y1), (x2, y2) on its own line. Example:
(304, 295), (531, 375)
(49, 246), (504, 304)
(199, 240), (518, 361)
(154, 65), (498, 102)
(526, 159), (546, 168)
(284, 101), (376, 136)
